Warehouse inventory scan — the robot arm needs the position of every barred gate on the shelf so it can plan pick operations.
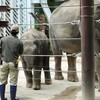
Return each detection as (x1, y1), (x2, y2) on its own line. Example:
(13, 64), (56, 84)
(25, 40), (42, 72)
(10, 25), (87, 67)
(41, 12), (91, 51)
(0, 0), (32, 37)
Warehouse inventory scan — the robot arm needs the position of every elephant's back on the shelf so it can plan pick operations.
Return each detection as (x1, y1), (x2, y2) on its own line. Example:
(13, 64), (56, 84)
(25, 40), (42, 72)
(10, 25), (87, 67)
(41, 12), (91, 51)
(50, 0), (100, 34)
(50, 0), (100, 22)
(22, 28), (47, 39)
(49, 0), (80, 39)
(50, 0), (80, 23)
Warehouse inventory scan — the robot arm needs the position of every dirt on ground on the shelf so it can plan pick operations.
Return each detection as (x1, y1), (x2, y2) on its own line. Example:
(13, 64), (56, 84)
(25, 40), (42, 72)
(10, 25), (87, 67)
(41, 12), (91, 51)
(50, 86), (81, 100)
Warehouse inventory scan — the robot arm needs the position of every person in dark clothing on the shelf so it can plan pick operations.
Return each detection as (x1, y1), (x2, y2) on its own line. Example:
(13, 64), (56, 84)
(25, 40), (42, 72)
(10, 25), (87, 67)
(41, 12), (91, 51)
(0, 24), (23, 100)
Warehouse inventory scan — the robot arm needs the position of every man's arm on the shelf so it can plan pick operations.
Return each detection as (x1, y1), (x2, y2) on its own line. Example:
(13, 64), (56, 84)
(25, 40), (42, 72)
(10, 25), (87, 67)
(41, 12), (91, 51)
(0, 39), (2, 54)
(19, 42), (23, 55)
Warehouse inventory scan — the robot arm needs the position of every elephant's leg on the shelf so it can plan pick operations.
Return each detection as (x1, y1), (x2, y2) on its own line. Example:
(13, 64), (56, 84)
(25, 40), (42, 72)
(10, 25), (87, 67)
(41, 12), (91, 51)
(94, 70), (98, 89)
(67, 56), (79, 82)
(95, 57), (100, 92)
(32, 57), (43, 90)
(43, 56), (52, 85)
(24, 69), (33, 88)
(21, 58), (33, 88)
(55, 56), (64, 80)
(32, 67), (41, 90)
(49, 35), (64, 80)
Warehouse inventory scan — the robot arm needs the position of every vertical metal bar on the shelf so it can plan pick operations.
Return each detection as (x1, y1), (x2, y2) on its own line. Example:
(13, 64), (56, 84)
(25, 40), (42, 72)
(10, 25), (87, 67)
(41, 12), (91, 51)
(80, 0), (95, 100)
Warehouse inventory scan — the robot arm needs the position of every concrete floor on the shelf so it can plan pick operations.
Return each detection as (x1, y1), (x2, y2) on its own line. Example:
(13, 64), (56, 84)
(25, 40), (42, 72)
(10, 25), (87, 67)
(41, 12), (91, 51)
(4, 57), (100, 100)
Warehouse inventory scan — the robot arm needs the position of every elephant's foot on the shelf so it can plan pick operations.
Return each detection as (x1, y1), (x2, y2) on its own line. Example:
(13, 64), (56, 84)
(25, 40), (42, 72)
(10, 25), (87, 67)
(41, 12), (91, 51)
(95, 74), (100, 91)
(67, 74), (79, 82)
(95, 83), (100, 92)
(32, 85), (41, 90)
(45, 79), (52, 85)
(55, 73), (64, 80)
(26, 82), (32, 88)
(32, 81), (41, 90)
(95, 74), (98, 88)
(95, 73), (98, 82)
(95, 81), (98, 89)
(98, 88), (100, 92)
(98, 85), (100, 92)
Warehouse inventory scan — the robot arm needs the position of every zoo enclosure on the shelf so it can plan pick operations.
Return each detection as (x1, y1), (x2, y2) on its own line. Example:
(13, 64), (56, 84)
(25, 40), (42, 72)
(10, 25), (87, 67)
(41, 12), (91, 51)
(0, 0), (100, 100)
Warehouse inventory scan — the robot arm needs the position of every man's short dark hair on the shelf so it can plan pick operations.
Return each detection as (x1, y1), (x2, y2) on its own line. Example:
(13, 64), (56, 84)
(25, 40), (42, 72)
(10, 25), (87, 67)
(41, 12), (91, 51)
(11, 31), (18, 36)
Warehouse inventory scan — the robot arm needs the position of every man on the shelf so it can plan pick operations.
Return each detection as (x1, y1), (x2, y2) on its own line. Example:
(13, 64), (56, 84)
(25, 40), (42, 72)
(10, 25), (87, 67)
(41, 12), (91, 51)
(0, 24), (23, 100)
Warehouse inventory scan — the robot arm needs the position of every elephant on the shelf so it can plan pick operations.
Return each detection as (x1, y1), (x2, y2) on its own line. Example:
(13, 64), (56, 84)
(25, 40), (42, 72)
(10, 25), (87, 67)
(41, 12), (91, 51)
(49, 0), (100, 90)
(20, 28), (52, 90)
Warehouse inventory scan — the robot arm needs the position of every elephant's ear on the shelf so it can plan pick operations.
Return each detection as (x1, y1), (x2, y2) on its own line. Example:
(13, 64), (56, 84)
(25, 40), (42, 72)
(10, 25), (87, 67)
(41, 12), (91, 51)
(33, 39), (40, 55)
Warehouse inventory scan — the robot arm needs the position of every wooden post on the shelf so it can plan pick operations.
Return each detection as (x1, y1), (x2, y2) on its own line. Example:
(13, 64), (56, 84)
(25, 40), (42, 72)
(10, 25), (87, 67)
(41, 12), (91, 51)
(0, 6), (9, 27)
(0, 21), (8, 27)
(81, 0), (95, 100)
(0, 6), (10, 12)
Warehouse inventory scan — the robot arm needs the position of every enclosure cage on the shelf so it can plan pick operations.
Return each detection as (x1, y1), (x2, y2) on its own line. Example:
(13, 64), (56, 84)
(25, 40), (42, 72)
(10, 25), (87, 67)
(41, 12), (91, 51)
(0, 0), (33, 37)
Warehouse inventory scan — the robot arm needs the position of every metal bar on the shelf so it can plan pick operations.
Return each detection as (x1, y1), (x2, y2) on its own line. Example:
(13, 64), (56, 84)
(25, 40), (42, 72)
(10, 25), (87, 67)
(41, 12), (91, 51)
(0, 4), (98, 10)
(0, 21), (9, 27)
(81, 0), (95, 100)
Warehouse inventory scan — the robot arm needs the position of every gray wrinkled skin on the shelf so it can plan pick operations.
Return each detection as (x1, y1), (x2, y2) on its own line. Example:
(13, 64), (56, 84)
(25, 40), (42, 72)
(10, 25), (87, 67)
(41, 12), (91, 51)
(49, 0), (100, 91)
(21, 28), (51, 90)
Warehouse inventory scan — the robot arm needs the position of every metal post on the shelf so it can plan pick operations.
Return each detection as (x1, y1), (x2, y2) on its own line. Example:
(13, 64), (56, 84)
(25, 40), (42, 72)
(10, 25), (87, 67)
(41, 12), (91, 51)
(81, 0), (95, 100)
